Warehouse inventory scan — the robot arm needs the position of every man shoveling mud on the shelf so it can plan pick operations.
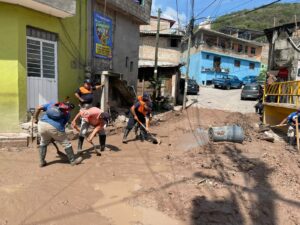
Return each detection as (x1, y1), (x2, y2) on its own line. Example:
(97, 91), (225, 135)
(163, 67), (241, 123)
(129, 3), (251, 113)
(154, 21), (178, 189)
(122, 93), (152, 144)
(72, 107), (109, 156)
(34, 101), (83, 167)
(278, 109), (300, 149)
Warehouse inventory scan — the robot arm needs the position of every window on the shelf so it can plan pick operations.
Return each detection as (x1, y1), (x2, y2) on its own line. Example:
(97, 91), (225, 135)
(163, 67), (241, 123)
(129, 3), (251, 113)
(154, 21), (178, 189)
(26, 27), (57, 78)
(170, 38), (178, 47)
(206, 54), (210, 59)
(251, 47), (256, 55)
(245, 46), (248, 53)
(133, 0), (143, 5)
(213, 56), (221, 72)
(130, 61), (133, 72)
(125, 56), (129, 68)
(249, 62), (255, 70)
(238, 44), (243, 53)
(234, 60), (241, 67)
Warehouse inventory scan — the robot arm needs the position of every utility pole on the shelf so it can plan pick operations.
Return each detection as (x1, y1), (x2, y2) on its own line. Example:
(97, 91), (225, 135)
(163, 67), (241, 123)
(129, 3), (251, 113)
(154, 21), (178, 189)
(153, 8), (161, 100)
(183, 0), (194, 110)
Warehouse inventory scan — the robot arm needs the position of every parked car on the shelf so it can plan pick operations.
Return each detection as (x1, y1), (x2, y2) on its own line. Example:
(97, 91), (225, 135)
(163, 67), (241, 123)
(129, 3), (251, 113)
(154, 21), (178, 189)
(241, 83), (262, 100)
(179, 78), (200, 95)
(212, 75), (243, 90)
(242, 76), (257, 85)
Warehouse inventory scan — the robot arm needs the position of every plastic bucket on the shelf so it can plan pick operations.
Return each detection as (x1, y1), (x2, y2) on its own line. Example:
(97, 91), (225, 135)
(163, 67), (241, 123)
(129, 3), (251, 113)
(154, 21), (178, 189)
(208, 125), (244, 143)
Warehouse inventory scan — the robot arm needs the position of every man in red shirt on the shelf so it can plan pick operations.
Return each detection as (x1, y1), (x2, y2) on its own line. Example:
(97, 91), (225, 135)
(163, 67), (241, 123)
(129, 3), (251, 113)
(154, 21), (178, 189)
(72, 107), (109, 156)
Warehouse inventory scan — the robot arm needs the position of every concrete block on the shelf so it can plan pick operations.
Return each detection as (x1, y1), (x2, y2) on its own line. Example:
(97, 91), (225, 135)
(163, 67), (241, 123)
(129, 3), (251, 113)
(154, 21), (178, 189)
(0, 133), (29, 148)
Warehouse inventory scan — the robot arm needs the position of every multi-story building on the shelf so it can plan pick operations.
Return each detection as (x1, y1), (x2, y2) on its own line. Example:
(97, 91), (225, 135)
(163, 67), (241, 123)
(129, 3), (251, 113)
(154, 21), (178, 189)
(138, 16), (183, 101)
(264, 22), (300, 81)
(181, 24), (263, 85)
(0, 0), (151, 132)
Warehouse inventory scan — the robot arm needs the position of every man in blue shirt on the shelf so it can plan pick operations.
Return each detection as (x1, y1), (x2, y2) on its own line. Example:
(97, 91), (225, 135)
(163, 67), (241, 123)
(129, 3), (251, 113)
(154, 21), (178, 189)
(279, 110), (300, 147)
(34, 101), (83, 167)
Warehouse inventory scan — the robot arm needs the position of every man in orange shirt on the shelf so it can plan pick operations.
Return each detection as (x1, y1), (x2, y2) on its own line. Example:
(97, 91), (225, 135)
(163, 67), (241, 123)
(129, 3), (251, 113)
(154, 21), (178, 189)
(75, 79), (104, 109)
(122, 93), (152, 144)
(72, 107), (109, 156)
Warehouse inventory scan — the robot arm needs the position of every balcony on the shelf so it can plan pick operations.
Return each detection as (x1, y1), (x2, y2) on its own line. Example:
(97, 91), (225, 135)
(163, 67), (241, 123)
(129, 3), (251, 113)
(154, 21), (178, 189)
(0, 0), (76, 18)
(101, 0), (151, 24)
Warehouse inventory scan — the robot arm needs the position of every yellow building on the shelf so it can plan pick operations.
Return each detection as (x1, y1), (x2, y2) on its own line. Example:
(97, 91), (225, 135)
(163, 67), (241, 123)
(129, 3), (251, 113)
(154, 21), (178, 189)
(0, 0), (86, 132)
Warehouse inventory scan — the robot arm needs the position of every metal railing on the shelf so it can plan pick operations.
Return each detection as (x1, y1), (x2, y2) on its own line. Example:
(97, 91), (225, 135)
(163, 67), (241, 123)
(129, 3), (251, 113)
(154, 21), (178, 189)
(264, 81), (300, 106)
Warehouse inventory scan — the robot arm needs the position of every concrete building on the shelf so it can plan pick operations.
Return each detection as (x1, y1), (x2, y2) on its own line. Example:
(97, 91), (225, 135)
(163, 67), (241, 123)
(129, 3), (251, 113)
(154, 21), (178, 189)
(264, 22), (300, 81)
(86, 0), (152, 111)
(0, 0), (151, 132)
(181, 27), (263, 85)
(0, 0), (85, 132)
(138, 16), (183, 102)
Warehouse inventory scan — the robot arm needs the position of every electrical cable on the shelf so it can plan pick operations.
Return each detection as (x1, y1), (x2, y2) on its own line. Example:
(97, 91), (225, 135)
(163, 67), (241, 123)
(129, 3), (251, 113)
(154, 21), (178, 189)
(194, 0), (218, 19)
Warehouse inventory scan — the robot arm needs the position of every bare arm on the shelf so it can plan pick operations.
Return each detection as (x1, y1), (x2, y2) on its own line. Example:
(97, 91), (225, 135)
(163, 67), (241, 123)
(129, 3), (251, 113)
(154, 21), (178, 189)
(279, 117), (288, 125)
(74, 93), (84, 103)
(71, 112), (81, 132)
(87, 124), (104, 143)
(34, 106), (43, 124)
(130, 105), (138, 120)
(95, 84), (104, 90)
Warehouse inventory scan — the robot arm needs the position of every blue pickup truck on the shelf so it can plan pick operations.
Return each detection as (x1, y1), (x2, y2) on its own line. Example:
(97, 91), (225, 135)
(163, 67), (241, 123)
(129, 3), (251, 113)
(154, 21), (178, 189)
(212, 75), (243, 90)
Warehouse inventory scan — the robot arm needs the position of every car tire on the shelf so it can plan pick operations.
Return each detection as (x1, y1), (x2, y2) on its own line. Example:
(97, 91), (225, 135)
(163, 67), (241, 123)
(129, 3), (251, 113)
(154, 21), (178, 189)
(214, 85), (217, 88)
(226, 84), (230, 90)
(241, 97), (244, 100)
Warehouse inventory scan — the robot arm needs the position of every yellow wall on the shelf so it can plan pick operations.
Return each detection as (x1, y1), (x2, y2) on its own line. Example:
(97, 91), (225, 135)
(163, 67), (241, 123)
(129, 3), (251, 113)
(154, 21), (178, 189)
(0, 1), (86, 132)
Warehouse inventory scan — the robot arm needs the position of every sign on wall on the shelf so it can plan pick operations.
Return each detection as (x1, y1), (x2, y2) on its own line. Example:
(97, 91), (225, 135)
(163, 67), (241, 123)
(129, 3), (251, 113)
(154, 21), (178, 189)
(94, 12), (113, 59)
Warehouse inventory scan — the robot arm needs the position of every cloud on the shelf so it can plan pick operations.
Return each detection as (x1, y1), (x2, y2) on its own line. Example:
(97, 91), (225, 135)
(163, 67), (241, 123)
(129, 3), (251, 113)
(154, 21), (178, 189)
(162, 6), (187, 27)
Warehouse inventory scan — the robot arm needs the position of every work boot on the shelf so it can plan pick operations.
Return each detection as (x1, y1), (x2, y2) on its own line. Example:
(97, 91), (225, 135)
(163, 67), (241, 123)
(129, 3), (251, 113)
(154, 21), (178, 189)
(65, 146), (83, 166)
(77, 136), (84, 154)
(99, 135), (106, 152)
(140, 129), (148, 142)
(39, 145), (47, 167)
(122, 128), (130, 144)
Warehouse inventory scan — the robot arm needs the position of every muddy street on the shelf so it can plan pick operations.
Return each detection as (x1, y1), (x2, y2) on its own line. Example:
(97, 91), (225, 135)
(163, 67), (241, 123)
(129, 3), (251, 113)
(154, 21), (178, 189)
(0, 107), (300, 225)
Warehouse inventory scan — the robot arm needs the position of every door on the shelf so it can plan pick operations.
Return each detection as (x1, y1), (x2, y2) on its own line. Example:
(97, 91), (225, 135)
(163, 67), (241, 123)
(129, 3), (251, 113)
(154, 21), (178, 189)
(26, 37), (58, 110)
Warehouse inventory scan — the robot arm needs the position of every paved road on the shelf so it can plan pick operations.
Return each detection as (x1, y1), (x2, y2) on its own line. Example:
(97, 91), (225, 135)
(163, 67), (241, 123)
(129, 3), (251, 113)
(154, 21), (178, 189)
(187, 86), (257, 113)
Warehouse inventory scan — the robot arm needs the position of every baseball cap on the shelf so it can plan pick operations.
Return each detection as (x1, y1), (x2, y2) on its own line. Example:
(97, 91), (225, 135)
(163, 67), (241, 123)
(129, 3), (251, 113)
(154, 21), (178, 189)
(142, 93), (150, 101)
(84, 79), (92, 84)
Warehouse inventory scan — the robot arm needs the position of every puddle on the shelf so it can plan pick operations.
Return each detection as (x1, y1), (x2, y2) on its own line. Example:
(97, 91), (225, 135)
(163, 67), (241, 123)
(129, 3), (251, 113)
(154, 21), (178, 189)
(92, 180), (184, 225)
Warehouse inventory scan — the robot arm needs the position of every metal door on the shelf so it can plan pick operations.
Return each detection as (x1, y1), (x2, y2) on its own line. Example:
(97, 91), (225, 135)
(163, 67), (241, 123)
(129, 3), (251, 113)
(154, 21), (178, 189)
(26, 37), (58, 109)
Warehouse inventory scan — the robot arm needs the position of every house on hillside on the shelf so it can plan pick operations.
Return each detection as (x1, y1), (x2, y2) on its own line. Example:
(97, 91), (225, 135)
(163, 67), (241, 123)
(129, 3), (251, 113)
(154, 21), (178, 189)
(0, 0), (152, 133)
(264, 22), (300, 81)
(138, 16), (183, 103)
(181, 24), (263, 85)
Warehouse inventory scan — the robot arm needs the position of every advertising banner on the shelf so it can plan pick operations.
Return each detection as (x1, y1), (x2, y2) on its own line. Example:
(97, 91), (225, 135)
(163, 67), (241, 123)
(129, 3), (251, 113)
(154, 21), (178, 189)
(94, 12), (112, 59)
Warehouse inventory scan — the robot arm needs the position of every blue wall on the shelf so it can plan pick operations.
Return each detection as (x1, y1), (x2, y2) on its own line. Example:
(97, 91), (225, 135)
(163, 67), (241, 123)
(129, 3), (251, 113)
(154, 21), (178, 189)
(181, 50), (261, 85)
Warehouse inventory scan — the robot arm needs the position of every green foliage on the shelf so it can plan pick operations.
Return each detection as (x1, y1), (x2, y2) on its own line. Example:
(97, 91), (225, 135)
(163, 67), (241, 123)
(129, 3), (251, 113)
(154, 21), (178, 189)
(212, 3), (300, 33)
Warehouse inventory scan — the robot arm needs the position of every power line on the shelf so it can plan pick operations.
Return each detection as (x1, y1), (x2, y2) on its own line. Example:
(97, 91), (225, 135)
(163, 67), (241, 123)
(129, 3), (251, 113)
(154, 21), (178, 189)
(199, 0), (283, 28)
(194, 0), (218, 19)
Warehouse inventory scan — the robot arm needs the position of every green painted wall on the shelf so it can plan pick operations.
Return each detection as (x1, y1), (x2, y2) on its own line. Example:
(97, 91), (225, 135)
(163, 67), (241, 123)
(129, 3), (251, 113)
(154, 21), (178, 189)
(0, 1), (87, 132)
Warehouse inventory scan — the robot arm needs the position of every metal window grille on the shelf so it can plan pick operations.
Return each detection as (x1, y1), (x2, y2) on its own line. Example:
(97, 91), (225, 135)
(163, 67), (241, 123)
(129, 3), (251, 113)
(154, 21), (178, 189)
(26, 27), (57, 79)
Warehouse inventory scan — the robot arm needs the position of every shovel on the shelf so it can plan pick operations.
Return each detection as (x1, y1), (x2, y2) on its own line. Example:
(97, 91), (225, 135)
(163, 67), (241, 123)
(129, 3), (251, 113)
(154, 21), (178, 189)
(136, 120), (161, 144)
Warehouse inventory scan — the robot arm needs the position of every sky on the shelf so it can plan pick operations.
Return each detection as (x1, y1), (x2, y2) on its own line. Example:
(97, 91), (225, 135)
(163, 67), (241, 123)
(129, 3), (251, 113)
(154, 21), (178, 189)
(151, 0), (300, 27)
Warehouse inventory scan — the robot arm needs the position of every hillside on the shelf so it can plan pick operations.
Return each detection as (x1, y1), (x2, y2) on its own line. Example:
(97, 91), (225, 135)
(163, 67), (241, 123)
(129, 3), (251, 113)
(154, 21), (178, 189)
(211, 3), (300, 31)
